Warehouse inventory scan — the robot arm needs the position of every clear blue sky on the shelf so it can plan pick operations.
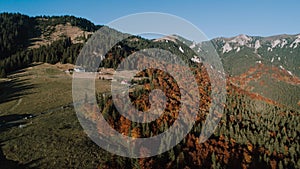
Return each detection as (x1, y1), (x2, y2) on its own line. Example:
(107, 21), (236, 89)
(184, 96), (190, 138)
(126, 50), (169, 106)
(0, 0), (299, 39)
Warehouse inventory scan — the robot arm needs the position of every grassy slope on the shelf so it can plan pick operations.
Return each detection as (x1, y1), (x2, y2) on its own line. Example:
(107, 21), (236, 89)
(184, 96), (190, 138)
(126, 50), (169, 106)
(0, 63), (111, 168)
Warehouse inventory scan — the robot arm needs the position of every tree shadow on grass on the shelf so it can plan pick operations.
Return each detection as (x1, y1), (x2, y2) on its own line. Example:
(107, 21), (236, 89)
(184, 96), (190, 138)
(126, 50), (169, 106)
(0, 114), (34, 132)
(0, 62), (45, 105)
(0, 114), (40, 169)
(0, 75), (35, 105)
(0, 142), (42, 169)
(0, 63), (46, 168)
(0, 147), (25, 169)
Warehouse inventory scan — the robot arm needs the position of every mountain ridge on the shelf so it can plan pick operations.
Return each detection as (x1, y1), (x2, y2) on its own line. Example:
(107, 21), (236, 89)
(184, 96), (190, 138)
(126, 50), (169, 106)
(167, 33), (300, 110)
(0, 12), (299, 110)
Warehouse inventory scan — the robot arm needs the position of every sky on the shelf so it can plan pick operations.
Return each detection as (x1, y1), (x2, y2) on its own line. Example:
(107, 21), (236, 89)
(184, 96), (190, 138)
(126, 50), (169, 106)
(0, 0), (299, 39)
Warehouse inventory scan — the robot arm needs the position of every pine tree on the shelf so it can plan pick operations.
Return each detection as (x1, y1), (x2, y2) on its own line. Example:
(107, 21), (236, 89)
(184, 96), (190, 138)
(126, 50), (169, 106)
(168, 149), (175, 161)
(278, 160), (283, 169)
(212, 152), (217, 169)
(0, 68), (7, 78)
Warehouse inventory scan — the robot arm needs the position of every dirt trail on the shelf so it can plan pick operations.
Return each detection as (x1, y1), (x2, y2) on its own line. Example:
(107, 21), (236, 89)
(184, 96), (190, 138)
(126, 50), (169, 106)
(8, 98), (22, 112)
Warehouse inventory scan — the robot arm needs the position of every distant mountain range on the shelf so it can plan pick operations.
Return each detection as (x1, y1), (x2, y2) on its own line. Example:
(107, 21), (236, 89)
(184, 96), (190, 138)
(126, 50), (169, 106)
(171, 34), (300, 110)
(213, 34), (300, 76)
(213, 34), (300, 110)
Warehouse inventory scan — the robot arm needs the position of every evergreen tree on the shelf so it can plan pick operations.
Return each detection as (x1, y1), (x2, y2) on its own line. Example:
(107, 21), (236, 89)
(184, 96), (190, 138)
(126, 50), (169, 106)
(0, 68), (7, 78)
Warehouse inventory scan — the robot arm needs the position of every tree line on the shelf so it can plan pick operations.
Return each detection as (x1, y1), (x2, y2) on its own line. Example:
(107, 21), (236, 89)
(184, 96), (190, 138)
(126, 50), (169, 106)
(0, 37), (82, 77)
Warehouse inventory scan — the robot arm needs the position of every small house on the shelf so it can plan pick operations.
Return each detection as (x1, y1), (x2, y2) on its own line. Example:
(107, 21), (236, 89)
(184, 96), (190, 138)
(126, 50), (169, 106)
(74, 67), (85, 72)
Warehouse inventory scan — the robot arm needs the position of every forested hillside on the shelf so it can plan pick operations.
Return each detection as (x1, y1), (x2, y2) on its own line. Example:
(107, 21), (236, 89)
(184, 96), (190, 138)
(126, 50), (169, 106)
(0, 13), (299, 169)
(0, 13), (35, 59)
(0, 13), (100, 78)
(76, 33), (300, 168)
(181, 34), (300, 110)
